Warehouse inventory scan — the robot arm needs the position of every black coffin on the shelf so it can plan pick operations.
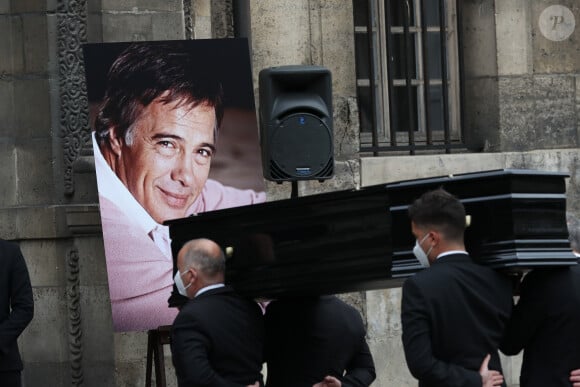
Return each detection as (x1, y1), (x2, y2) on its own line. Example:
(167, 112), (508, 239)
(167, 184), (392, 302)
(167, 168), (577, 303)
(387, 168), (578, 281)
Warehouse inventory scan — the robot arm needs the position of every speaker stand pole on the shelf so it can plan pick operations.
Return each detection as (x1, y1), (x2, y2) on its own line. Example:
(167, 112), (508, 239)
(291, 180), (299, 199)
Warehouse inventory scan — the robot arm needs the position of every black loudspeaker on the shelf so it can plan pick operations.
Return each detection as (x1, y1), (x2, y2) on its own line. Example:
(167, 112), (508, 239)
(259, 65), (333, 182)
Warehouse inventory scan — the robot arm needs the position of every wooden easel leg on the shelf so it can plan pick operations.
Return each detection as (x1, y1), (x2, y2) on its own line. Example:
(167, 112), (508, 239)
(145, 330), (154, 387)
(144, 326), (170, 387)
(154, 333), (166, 387)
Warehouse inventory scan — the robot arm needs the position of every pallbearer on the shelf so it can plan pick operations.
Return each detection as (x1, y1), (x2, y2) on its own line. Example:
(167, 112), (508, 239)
(401, 188), (512, 387)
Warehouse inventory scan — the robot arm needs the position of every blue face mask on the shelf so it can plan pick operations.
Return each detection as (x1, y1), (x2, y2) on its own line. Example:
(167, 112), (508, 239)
(413, 233), (433, 268)
(174, 270), (192, 297)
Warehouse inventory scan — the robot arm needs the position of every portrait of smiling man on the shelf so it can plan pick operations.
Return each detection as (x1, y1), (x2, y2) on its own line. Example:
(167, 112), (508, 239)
(101, 94), (217, 223)
(85, 41), (266, 331)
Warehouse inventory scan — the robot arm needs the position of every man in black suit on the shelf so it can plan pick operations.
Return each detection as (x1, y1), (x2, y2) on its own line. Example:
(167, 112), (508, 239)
(264, 295), (376, 387)
(499, 213), (580, 386)
(0, 239), (34, 387)
(401, 188), (513, 387)
(170, 238), (264, 387)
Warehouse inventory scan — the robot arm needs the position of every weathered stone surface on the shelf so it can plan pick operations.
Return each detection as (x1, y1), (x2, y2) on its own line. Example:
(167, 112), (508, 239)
(151, 12), (186, 40)
(460, 0), (498, 78)
(496, 0), (533, 76)
(360, 152), (505, 186)
(318, 0), (356, 96)
(531, 1), (580, 73)
(82, 362), (116, 387)
(86, 12), (104, 42)
(101, 14), (154, 42)
(210, 0), (232, 39)
(576, 75), (580, 152)
(0, 207), (68, 240)
(114, 331), (177, 387)
(19, 239), (67, 288)
(77, 235), (108, 286)
(498, 75), (577, 151)
(498, 77), (537, 151)
(101, 0), (181, 12)
(20, 287), (69, 363)
(71, 159), (99, 203)
(79, 285), (114, 362)
(101, 12), (184, 42)
(13, 79), (51, 138)
(10, 0), (47, 13)
(366, 289), (415, 386)
(0, 140), (17, 208)
(250, 0), (311, 87)
(533, 75), (577, 148)
(113, 331), (150, 363)
(0, 81), (15, 137)
(21, 13), (49, 73)
(6, 15), (25, 71)
(333, 96), (359, 159)
(193, 15), (212, 39)
(14, 139), (55, 205)
(0, 16), (15, 73)
(462, 77), (500, 151)
(23, 362), (71, 387)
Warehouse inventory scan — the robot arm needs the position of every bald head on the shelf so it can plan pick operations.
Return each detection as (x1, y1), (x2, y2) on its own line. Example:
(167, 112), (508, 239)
(177, 238), (226, 297)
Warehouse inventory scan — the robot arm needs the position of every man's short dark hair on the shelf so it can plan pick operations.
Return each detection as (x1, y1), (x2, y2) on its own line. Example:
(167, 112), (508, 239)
(408, 188), (466, 242)
(94, 42), (224, 145)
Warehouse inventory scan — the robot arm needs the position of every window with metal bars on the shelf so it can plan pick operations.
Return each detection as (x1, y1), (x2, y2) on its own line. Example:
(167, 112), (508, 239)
(353, 0), (463, 155)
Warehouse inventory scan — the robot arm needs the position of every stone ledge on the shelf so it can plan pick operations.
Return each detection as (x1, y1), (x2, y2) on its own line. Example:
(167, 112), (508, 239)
(0, 204), (101, 240)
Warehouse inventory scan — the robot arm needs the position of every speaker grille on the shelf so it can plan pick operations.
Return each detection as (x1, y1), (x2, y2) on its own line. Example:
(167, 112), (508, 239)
(317, 158), (334, 178)
(269, 158), (334, 181)
(269, 160), (293, 180)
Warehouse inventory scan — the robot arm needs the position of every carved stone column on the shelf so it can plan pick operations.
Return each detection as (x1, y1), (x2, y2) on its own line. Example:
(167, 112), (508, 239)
(57, 0), (90, 196)
(66, 246), (84, 386)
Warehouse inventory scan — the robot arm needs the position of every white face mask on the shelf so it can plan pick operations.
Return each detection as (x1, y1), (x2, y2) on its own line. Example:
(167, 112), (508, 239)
(174, 270), (192, 297)
(413, 233), (433, 268)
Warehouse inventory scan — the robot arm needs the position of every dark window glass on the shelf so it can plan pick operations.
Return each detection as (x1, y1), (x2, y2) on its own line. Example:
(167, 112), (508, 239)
(356, 86), (373, 133)
(355, 33), (371, 80)
(386, 0), (416, 27)
(353, 0), (370, 26)
(392, 86), (418, 132)
(427, 85), (444, 132)
(422, 0), (441, 27)
(426, 32), (442, 79)
(390, 34), (417, 79)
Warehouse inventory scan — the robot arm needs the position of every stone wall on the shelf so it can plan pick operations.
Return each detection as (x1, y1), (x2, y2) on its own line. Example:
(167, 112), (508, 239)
(463, 0), (580, 152)
(1, 1), (113, 386)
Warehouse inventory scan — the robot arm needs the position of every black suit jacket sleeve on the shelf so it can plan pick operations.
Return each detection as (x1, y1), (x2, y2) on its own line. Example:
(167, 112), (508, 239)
(402, 278), (481, 387)
(499, 272), (543, 356)
(342, 338), (376, 387)
(0, 243), (33, 356)
(171, 314), (248, 387)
